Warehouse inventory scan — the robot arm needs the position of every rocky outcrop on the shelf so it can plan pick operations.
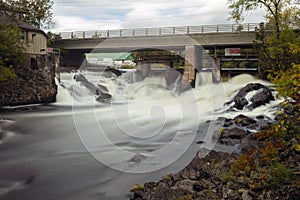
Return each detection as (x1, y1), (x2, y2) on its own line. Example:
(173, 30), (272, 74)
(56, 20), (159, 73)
(73, 73), (112, 102)
(130, 150), (239, 200)
(225, 83), (275, 110)
(0, 54), (57, 107)
(104, 66), (122, 77)
(215, 114), (273, 146)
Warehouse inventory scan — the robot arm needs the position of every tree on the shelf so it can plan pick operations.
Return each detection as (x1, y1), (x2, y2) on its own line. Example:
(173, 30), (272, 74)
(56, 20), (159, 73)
(228, 0), (300, 36)
(1, 0), (54, 29)
(0, 23), (24, 85)
(255, 26), (300, 77)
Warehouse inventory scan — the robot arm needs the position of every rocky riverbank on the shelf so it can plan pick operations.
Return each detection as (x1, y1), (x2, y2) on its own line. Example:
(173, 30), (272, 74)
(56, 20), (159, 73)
(0, 54), (57, 107)
(130, 83), (300, 200)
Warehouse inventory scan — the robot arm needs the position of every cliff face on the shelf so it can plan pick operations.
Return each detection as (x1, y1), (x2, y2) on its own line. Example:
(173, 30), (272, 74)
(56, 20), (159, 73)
(0, 54), (57, 107)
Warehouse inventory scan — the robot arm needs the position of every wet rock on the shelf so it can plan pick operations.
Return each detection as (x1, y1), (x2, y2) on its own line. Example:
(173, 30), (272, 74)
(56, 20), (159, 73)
(256, 115), (265, 120)
(225, 83), (275, 110)
(235, 97), (248, 110)
(249, 88), (275, 109)
(220, 138), (241, 145)
(74, 73), (88, 82)
(234, 114), (256, 127)
(221, 127), (248, 140)
(74, 73), (112, 102)
(129, 153), (147, 163)
(97, 84), (109, 93)
(95, 93), (112, 102)
(105, 67), (122, 77)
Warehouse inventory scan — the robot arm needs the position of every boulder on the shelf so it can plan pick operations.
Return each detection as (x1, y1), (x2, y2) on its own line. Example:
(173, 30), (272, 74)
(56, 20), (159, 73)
(105, 67), (122, 77)
(233, 114), (256, 127)
(225, 83), (275, 110)
(221, 127), (248, 140)
(249, 88), (275, 109)
(74, 73), (112, 102)
(95, 93), (112, 102)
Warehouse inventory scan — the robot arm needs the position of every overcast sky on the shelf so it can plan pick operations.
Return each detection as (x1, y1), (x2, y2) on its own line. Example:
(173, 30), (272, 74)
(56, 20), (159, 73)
(50, 0), (266, 32)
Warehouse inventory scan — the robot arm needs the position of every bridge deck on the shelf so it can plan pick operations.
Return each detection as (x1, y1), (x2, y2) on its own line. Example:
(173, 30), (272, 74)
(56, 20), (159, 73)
(58, 23), (267, 40)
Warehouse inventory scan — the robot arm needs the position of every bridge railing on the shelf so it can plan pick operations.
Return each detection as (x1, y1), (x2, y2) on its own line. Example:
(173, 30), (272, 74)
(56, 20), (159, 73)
(58, 23), (266, 39)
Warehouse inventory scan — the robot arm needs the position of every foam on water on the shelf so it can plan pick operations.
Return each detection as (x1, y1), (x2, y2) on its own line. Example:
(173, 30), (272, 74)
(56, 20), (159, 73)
(55, 71), (282, 121)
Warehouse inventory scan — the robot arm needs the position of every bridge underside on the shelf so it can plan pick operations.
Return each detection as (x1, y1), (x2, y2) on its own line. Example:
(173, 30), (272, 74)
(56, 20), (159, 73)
(57, 32), (259, 85)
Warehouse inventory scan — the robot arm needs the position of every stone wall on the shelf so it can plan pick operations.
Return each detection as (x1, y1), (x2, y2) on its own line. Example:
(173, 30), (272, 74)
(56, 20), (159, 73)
(0, 54), (57, 107)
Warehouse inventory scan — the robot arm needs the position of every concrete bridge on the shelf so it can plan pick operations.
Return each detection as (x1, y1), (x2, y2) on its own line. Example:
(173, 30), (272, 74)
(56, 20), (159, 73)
(55, 23), (270, 84)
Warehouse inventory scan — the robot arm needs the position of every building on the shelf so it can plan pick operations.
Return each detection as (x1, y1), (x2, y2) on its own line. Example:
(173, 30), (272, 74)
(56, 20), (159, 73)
(0, 2), (48, 68)
(0, 2), (57, 106)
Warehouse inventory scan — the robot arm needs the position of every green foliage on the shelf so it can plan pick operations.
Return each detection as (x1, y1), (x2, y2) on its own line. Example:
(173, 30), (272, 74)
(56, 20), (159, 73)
(0, 23), (24, 66)
(228, 0), (300, 33)
(0, 22), (24, 83)
(0, 65), (17, 82)
(256, 27), (300, 77)
(129, 184), (144, 192)
(269, 64), (300, 103)
(2, 0), (54, 29)
(231, 143), (291, 191)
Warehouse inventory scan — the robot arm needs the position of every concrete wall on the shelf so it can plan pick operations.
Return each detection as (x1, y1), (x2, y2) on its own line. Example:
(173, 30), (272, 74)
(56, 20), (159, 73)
(0, 54), (57, 107)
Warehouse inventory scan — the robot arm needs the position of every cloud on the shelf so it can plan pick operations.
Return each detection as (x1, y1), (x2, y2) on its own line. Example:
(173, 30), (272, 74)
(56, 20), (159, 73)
(49, 0), (265, 33)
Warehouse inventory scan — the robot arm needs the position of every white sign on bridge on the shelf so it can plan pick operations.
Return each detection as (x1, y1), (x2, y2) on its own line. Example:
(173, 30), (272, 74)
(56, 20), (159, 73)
(225, 48), (241, 56)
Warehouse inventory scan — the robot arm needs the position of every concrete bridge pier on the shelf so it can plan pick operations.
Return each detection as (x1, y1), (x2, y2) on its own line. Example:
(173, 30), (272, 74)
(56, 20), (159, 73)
(212, 58), (221, 83)
(184, 45), (202, 87)
(136, 60), (151, 81)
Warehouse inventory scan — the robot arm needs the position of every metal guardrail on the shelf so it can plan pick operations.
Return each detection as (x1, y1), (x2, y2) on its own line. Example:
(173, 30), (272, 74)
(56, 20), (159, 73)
(58, 23), (266, 40)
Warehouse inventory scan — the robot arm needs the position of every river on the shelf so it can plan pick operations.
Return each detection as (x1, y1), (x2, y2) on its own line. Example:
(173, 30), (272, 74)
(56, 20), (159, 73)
(0, 71), (280, 200)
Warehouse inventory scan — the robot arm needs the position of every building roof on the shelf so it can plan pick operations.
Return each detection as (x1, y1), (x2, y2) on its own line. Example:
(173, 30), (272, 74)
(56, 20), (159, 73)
(0, 3), (47, 37)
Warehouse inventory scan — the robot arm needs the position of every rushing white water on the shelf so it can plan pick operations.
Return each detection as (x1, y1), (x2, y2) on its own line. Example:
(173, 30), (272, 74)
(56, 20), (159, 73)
(0, 70), (285, 200)
(52, 71), (284, 173)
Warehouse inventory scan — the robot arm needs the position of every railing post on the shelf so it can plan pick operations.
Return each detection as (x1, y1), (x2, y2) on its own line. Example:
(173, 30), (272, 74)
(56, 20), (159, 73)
(216, 25), (219, 32)
(71, 32), (74, 39)
(173, 27), (175, 35)
(201, 26), (204, 33)
(83, 31), (85, 38)
(187, 26), (190, 34)
(95, 31), (97, 38)
(133, 29), (135, 36)
(107, 30), (110, 37)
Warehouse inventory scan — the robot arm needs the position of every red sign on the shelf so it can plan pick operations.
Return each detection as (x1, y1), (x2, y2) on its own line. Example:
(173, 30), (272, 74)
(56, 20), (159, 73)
(225, 48), (241, 56)
(47, 47), (54, 53)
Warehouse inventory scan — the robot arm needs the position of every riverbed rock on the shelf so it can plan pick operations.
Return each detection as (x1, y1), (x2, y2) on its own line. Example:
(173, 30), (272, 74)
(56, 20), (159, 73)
(249, 87), (275, 109)
(74, 73), (112, 102)
(130, 150), (238, 200)
(234, 114), (257, 126)
(225, 83), (275, 110)
(95, 93), (112, 102)
(105, 67), (122, 77)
